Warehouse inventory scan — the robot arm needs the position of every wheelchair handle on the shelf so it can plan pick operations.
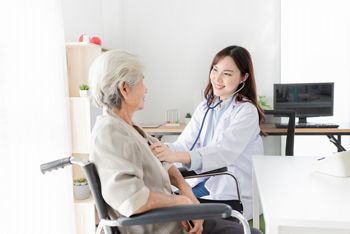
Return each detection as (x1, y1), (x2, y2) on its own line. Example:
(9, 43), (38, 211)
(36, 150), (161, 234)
(40, 157), (72, 174)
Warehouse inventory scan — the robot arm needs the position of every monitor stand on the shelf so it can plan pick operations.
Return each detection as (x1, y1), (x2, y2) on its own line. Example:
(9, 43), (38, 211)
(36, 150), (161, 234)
(297, 117), (317, 127)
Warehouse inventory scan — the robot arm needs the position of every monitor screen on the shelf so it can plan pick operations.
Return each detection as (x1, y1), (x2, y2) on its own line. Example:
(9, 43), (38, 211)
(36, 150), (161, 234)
(274, 82), (334, 123)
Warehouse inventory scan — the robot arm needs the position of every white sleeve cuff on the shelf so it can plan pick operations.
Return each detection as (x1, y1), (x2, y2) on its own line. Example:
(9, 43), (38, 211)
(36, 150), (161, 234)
(118, 186), (150, 217)
(183, 150), (203, 171)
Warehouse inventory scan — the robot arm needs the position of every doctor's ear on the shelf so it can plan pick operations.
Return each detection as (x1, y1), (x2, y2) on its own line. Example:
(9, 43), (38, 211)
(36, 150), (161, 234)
(241, 73), (249, 83)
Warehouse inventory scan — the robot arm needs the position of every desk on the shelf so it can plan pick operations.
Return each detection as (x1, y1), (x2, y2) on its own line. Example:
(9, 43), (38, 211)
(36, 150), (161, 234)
(145, 123), (350, 136)
(252, 156), (350, 234)
(143, 123), (186, 135)
(264, 123), (350, 152)
(144, 123), (350, 151)
(262, 123), (350, 136)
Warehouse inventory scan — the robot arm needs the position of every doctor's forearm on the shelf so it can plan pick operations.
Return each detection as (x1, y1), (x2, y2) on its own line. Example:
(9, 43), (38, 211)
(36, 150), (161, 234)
(175, 151), (191, 164)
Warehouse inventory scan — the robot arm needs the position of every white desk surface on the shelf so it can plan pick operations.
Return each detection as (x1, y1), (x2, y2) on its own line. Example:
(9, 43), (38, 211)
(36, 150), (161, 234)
(253, 156), (350, 234)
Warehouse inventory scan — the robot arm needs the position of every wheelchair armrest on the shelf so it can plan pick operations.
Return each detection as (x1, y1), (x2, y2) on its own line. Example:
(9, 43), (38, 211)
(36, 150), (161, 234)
(178, 166), (242, 203)
(102, 203), (232, 227)
(179, 167), (228, 177)
(99, 204), (254, 234)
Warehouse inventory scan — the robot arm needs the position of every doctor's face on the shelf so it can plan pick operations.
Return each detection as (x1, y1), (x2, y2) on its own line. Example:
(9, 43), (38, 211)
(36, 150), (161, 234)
(210, 56), (243, 100)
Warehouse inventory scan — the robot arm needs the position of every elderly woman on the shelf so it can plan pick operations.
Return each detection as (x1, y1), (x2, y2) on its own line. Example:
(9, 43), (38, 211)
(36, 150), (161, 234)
(88, 50), (257, 234)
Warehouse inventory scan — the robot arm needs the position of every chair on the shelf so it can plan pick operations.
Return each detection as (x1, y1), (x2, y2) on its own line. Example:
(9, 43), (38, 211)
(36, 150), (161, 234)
(40, 156), (258, 234)
(264, 109), (296, 156)
(179, 167), (244, 215)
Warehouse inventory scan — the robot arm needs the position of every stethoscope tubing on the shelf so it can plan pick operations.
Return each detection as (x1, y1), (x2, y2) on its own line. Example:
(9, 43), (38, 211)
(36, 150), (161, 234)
(189, 82), (245, 151)
(189, 99), (222, 150)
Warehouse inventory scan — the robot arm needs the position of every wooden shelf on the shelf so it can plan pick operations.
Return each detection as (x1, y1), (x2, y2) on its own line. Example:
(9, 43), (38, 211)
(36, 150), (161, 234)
(74, 194), (93, 204)
(66, 43), (101, 97)
(66, 43), (101, 234)
(74, 195), (96, 234)
(69, 98), (92, 154)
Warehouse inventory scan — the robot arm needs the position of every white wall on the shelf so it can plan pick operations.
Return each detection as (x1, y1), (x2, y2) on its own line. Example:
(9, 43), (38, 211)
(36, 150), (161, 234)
(61, 0), (282, 154)
(62, 1), (350, 156)
(62, 0), (104, 42)
(61, 0), (281, 123)
(281, 0), (350, 155)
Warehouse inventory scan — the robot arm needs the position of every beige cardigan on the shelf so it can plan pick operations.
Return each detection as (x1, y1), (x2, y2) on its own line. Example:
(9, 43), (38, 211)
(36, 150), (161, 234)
(90, 111), (184, 234)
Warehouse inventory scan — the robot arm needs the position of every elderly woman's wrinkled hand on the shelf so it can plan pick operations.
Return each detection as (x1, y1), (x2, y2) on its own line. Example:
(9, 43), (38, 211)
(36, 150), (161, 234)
(176, 195), (203, 234)
(181, 219), (203, 234)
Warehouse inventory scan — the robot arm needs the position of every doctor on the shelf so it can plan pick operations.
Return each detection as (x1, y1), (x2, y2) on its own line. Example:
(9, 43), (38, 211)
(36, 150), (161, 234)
(151, 45), (264, 220)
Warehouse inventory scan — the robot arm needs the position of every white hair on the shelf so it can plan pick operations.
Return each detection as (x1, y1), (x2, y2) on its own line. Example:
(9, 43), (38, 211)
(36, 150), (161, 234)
(89, 50), (143, 109)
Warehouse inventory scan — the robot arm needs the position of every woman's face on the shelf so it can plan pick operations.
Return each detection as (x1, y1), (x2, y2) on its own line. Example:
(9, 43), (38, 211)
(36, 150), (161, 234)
(210, 56), (243, 100)
(124, 75), (147, 111)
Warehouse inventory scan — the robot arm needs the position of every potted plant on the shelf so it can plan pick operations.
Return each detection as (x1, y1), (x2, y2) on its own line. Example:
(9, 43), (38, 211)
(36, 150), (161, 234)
(185, 113), (192, 124)
(79, 84), (90, 97)
(73, 178), (90, 200)
(258, 95), (271, 110)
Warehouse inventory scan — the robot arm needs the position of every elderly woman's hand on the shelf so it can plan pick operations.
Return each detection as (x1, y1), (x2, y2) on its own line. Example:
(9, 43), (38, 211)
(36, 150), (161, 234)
(179, 187), (203, 234)
(181, 219), (203, 234)
(150, 142), (191, 164)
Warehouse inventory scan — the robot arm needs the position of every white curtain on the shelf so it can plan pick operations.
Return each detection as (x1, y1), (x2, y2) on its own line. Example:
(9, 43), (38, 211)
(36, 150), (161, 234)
(0, 1), (75, 233)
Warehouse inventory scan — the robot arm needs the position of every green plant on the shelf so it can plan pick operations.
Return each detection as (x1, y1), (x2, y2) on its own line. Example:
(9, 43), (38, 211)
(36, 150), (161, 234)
(79, 84), (89, 91)
(258, 95), (271, 110)
(185, 113), (192, 118)
(73, 178), (88, 186)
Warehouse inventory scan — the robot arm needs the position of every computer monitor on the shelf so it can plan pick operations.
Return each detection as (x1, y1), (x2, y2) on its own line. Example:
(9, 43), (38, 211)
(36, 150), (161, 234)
(274, 82), (334, 123)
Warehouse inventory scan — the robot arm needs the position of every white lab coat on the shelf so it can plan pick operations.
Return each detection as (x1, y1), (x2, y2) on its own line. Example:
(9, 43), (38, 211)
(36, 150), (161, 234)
(168, 96), (263, 220)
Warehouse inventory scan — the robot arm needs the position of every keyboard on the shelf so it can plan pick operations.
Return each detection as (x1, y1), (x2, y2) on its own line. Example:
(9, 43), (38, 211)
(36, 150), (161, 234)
(275, 123), (339, 128)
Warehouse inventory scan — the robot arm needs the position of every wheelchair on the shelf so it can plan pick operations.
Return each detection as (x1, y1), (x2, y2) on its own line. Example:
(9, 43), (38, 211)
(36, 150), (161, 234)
(40, 156), (260, 234)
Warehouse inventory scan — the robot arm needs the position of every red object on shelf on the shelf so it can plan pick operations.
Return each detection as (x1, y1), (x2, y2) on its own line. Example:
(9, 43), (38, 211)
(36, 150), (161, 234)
(78, 34), (90, 43)
(90, 36), (102, 45)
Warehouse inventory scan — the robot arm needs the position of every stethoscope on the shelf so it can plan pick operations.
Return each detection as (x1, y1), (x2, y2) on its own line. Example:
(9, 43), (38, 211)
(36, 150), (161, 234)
(189, 82), (245, 150)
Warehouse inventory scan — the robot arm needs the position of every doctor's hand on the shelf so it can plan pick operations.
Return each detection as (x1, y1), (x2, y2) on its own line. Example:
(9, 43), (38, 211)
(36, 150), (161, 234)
(150, 142), (191, 164)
